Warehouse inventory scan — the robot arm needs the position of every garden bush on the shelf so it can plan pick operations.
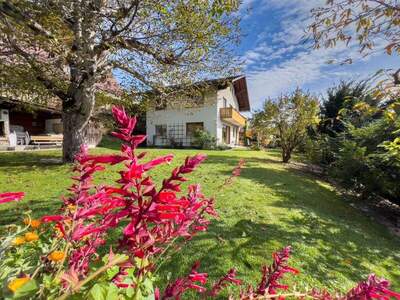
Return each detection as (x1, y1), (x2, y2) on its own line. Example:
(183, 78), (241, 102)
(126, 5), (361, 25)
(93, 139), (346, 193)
(191, 130), (217, 150)
(0, 107), (399, 300)
(305, 80), (400, 205)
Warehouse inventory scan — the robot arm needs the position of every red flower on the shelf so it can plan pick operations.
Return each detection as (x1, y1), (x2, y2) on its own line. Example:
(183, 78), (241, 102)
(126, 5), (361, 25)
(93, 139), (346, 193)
(161, 262), (208, 299)
(128, 164), (144, 179)
(158, 212), (185, 222)
(80, 155), (127, 165)
(344, 274), (400, 300)
(256, 246), (298, 296)
(158, 191), (177, 203)
(41, 215), (64, 223)
(209, 268), (242, 297)
(0, 192), (24, 204)
(143, 155), (174, 171)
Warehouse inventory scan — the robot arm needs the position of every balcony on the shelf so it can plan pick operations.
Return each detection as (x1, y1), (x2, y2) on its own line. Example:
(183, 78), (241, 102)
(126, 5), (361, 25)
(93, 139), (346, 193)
(220, 107), (247, 127)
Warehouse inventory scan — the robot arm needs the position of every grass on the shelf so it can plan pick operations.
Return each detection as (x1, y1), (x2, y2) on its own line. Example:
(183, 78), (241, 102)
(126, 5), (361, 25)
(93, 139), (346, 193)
(0, 143), (399, 295)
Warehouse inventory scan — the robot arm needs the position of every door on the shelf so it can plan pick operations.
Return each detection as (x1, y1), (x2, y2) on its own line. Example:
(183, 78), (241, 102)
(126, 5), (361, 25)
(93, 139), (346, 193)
(222, 125), (230, 144)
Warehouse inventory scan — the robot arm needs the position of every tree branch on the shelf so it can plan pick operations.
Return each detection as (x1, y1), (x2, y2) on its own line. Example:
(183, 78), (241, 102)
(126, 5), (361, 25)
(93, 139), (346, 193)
(112, 61), (162, 91)
(0, 0), (54, 38)
(5, 35), (68, 100)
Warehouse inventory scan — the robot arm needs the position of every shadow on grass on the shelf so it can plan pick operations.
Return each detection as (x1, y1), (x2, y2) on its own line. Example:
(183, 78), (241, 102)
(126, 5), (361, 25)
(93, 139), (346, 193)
(0, 152), (64, 171)
(158, 161), (400, 293)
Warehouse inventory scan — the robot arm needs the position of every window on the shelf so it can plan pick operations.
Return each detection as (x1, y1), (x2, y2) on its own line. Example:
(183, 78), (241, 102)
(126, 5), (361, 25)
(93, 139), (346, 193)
(186, 122), (204, 137)
(223, 98), (227, 108)
(0, 121), (5, 136)
(155, 124), (167, 137)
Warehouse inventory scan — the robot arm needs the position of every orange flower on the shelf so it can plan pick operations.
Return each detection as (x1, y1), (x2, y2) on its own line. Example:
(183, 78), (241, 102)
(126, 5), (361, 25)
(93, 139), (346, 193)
(24, 218), (41, 229)
(8, 277), (30, 292)
(48, 251), (65, 262)
(12, 236), (26, 246)
(54, 225), (64, 238)
(30, 219), (41, 228)
(24, 232), (39, 242)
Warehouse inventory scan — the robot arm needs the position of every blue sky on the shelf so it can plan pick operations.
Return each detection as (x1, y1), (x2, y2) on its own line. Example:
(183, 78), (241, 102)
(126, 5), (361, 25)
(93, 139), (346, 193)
(239, 0), (398, 111)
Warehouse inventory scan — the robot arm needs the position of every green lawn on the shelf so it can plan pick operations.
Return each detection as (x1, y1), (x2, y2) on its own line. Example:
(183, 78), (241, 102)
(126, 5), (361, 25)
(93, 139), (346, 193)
(0, 144), (399, 294)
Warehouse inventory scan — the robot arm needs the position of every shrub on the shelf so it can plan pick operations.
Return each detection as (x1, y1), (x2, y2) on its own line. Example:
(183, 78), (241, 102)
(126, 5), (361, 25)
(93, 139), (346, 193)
(250, 143), (261, 151)
(191, 129), (217, 150)
(215, 144), (232, 151)
(0, 107), (399, 300)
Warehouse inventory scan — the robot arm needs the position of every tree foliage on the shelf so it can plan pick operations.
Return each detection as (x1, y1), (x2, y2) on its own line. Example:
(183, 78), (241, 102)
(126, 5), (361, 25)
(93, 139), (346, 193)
(255, 90), (319, 163)
(309, 0), (400, 58)
(305, 80), (400, 205)
(307, 1), (400, 205)
(319, 80), (373, 135)
(0, 0), (241, 162)
(308, 0), (400, 98)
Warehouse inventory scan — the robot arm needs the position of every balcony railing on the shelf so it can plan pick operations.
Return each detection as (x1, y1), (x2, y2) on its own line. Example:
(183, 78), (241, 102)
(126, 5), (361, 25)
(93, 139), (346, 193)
(220, 107), (247, 127)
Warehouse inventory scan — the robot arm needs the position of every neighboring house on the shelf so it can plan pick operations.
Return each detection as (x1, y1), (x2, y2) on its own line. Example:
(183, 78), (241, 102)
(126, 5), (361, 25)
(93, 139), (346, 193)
(146, 75), (250, 147)
(0, 75), (121, 149)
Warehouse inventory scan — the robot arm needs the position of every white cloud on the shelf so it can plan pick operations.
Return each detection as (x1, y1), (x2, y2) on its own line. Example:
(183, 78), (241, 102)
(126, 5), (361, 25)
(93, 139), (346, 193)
(241, 0), (389, 111)
(246, 43), (382, 109)
(242, 42), (274, 65)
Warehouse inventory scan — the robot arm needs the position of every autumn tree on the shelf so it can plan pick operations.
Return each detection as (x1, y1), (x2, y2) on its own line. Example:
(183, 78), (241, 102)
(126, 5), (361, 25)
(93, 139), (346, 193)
(0, 0), (240, 162)
(308, 0), (400, 86)
(250, 110), (271, 148)
(256, 90), (319, 163)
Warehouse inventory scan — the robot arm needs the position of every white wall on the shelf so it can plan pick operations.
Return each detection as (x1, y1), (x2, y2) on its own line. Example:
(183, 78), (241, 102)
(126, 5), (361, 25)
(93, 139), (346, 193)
(146, 90), (218, 146)
(146, 83), (244, 147)
(0, 109), (10, 137)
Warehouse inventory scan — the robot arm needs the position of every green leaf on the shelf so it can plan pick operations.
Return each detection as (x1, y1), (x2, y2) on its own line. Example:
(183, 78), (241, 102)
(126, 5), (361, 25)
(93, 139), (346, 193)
(106, 266), (119, 280)
(13, 279), (38, 299)
(106, 284), (119, 300)
(125, 286), (134, 298)
(88, 283), (107, 300)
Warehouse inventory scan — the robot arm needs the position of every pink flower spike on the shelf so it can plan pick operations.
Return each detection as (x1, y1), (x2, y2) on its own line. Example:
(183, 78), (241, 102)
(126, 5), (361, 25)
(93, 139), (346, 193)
(143, 154), (174, 170)
(112, 106), (136, 129)
(0, 192), (24, 204)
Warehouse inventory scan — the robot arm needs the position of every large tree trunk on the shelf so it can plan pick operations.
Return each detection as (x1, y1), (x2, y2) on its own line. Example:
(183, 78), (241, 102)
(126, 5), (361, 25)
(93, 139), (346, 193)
(282, 147), (292, 163)
(62, 86), (96, 163)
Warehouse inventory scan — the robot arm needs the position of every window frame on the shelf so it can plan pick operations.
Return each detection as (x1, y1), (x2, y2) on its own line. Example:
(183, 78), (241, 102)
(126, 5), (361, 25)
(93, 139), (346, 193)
(186, 122), (204, 137)
(155, 124), (167, 137)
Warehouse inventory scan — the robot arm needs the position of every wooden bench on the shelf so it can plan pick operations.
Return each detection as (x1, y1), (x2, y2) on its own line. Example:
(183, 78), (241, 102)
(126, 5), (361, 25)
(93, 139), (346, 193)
(30, 135), (63, 146)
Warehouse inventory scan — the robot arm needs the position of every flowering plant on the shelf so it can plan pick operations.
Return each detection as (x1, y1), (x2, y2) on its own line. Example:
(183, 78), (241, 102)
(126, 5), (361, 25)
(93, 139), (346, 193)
(0, 106), (399, 300)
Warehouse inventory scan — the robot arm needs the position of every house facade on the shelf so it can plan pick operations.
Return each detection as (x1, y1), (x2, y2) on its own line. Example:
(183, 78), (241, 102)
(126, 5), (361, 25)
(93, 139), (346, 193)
(146, 76), (250, 147)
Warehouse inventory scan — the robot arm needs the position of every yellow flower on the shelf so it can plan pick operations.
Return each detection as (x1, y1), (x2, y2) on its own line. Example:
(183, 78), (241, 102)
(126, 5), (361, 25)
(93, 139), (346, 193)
(23, 218), (41, 229)
(48, 251), (65, 262)
(12, 236), (26, 246)
(67, 204), (76, 212)
(8, 277), (30, 293)
(24, 232), (39, 242)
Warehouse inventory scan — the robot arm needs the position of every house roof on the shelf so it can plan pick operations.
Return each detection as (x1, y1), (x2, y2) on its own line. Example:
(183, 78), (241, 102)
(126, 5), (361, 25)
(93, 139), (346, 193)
(231, 76), (251, 112)
(185, 75), (250, 111)
(146, 75), (251, 112)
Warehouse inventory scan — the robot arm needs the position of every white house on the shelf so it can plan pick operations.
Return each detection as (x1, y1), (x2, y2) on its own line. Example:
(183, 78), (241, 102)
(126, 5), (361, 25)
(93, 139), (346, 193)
(146, 75), (250, 147)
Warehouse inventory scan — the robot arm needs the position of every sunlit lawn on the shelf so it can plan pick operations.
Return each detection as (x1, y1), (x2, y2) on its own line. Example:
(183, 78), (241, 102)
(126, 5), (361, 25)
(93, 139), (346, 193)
(0, 140), (399, 294)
